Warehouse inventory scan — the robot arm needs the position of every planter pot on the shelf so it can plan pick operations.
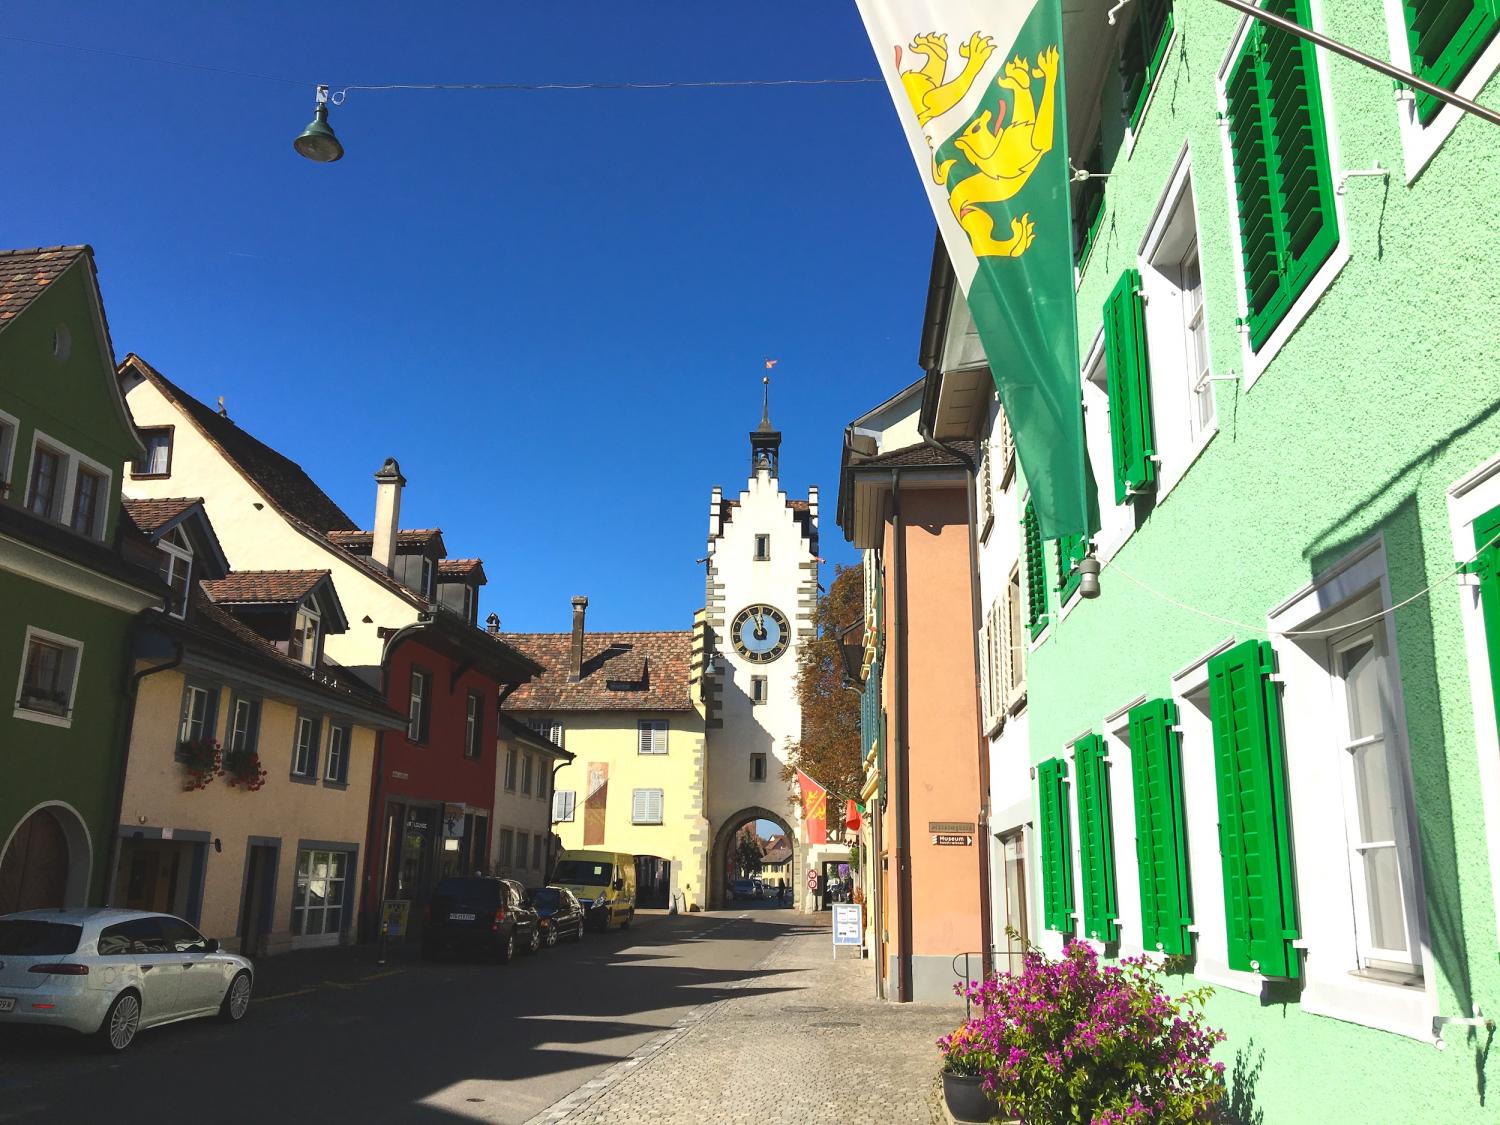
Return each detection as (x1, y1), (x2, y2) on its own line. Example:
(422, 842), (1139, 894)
(942, 1071), (1001, 1124)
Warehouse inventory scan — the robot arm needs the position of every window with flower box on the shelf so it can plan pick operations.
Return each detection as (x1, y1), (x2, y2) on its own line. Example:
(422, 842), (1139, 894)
(15, 628), (83, 725)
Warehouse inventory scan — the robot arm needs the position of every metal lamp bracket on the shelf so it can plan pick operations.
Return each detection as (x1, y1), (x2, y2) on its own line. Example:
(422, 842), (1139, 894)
(1336, 161), (1388, 195)
(1107, 0), (1135, 25)
(1433, 1005), (1495, 1050)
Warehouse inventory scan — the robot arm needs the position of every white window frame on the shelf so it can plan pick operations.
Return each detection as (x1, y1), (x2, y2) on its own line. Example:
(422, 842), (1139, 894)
(23, 429), (111, 540)
(69, 463), (107, 539)
(1080, 332), (1135, 571)
(1382, 0), (1500, 183)
(292, 715), (320, 778)
(292, 848), (348, 939)
(13, 626), (84, 728)
(23, 435), (67, 522)
(289, 604), (321, 667)
(408, 670), (428, 742)
(632, 788), (664, 825)
(637, 719), (668, 755)
(978, 442), (995, 542)
(1215, 7), (1351, 390)
(0, 407), (18, 500)
(421, 556), (435, 600)
(553, 790), (576, 822)
(158, 527), (193, 619)
(751, 675), (768, 705)
(996, 406), (1016, 491)
(1447, 452), (1500, 973)
(526, 717), (562, 746)
(1266, 536), (1436, 1040)
(178, 681), (218, 745)
(464, 691), (481, 759)
(227, 696), (258, 753)
(325, 724), (348, 783)
(1002, 563), (1027, 714)
(1121, 0), (1180, 160)
(754, 534), (771, 561)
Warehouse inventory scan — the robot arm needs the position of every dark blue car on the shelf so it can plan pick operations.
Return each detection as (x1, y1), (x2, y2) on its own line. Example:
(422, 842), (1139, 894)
(528, 886), (586, 947)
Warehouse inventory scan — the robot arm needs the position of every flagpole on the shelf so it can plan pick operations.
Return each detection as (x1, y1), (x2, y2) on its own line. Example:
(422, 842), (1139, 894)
(1210, 0), (1500, 129)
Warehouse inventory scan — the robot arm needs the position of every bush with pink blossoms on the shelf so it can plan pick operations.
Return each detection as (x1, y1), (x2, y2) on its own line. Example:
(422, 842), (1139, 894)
(940, 941), (1226, 1124)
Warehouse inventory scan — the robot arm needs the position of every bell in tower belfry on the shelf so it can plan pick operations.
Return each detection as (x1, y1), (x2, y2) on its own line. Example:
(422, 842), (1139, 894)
(750, 375), (782, 478)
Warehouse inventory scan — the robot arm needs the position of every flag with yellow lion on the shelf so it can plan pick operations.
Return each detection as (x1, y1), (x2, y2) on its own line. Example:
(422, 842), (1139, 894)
(855, 0), (1091, 541)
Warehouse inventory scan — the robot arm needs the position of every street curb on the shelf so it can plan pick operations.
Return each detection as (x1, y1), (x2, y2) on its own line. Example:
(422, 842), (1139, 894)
(521, 916), (785, 1125)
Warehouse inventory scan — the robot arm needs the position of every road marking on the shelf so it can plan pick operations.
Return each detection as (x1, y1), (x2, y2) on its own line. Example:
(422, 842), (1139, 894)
(256, 987), (316, 1002)
(321, 979), (359, 989)
(360, 969), (404, 981)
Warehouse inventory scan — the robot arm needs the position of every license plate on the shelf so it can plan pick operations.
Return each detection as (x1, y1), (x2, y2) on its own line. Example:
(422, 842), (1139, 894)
(0, 997), (14, 1013)
(448, 912), (475, 922)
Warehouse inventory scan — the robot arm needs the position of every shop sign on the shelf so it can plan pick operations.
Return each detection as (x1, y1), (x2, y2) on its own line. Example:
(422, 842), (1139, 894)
(933, 834), (973, 847)
(833, 903), (862, 946)
(381, 899), (410, 939)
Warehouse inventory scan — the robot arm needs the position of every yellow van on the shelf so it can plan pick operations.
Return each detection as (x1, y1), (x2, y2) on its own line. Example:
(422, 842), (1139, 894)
(551, 850), (636, 930)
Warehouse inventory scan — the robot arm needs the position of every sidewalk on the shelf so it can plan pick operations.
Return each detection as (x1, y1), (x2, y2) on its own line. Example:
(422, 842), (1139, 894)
(538, 917), (958, 1124)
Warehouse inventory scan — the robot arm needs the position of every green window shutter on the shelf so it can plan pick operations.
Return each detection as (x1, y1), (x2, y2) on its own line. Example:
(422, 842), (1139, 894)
(1073, 735), (1120, 942)
(1037, 757), (1076, 931)
(1023, 501), (1048, 639)
(1102, 269), (1156, 504)
(1471, 503), (1500, 741)
(1404, 0), (1500, 124)
(1208, 639), (1300, 978)
(1225, 2), (1338, 352)
(1129, 698), (1194, 955)
(1056, 532), (1089, 604)
(1072, 135), (1107, 265)
(1121, 0), (1175, 133)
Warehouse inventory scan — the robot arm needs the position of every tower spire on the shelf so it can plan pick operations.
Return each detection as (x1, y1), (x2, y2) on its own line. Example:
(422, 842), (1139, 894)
(759, 374), (772, 431)
(750, 369), (782, 476)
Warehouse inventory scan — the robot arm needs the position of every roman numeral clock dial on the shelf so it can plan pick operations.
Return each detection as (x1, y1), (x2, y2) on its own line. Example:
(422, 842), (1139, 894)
(731, 604), (790, 664)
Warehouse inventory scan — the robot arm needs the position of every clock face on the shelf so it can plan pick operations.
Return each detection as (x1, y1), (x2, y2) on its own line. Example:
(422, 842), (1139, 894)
(731, 604), (791, 664)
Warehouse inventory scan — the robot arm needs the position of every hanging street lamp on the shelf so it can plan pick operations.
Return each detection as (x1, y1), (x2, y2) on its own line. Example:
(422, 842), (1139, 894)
(293, 85), (343, 163)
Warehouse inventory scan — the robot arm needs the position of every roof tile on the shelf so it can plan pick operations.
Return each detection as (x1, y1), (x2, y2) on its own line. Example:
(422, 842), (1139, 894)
(0, 246), (88, 325)
(500, 631), (695, 712)
(202, 569), (330, 606)
(121, 496), (203, 533)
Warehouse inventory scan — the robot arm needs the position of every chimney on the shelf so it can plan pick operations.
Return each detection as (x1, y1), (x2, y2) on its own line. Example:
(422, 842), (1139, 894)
(569, 596), (588, 682)
(485, 612), (501, 635)
(372, 458), (405, 574)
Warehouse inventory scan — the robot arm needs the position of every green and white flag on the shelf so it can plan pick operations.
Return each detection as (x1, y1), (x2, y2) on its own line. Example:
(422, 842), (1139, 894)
(855, 0), (1090, 539)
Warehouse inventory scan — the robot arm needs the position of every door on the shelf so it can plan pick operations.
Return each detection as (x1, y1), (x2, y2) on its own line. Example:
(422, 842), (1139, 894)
(99, 917), (183, 1025)
(0, 809), (70, 913)
(158, 916), (227, 1012)
(239, 845), (276, 957)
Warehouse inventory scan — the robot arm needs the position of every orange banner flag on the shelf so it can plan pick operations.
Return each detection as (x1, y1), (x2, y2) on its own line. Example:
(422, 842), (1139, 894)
(798, 770), (828, 845)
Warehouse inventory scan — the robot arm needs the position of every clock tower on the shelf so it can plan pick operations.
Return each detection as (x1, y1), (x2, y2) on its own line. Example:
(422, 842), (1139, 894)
(702, 379), (819, 906)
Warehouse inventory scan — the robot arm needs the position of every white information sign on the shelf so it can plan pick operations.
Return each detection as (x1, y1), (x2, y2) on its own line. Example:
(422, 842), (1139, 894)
(832, 903), (862, 947)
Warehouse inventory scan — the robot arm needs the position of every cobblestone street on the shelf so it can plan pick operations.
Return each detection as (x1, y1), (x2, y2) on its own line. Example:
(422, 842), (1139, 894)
(537, 914), (958, 1124)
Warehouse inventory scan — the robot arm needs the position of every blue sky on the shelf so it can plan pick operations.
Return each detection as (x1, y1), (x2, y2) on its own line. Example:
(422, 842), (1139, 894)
(5, 2), (934, 631)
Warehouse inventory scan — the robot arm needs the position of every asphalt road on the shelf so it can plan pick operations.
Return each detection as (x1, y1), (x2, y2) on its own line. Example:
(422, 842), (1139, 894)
(0, 903), (805, 1124)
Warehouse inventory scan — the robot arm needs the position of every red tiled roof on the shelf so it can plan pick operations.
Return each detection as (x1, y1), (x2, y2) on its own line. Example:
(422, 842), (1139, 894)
(499, 631), (695, 712)
(121, 496), (203, 534)
(0, 246), (88, 327)
(438, 558), (483, 576)
(326, 528), (445, 550)
(202, 570), (329, 606)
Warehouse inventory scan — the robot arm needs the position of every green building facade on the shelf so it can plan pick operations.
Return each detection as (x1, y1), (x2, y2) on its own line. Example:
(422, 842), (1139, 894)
(1022, 2), (1500, 1119)
(0, 246), (161, 913)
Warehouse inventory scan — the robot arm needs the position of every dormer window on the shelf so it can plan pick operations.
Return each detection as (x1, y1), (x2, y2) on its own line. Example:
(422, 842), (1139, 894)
(421, 556), (435, 600)
(158, 527), (193, 618)
(289, 604), (321, 667)
(462, 584), (475, 624)
(132, 428), (173, 477)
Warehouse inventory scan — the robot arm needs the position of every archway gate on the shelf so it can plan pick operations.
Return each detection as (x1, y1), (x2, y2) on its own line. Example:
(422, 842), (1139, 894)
(708, 805), (800, 911)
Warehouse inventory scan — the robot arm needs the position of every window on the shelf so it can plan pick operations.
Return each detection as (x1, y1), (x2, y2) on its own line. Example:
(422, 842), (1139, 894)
(421, 556), (435, 600)
(408, 669), (429, 742)
(227, 697), (260, 754)
(1022, 501), (1048, 639)
(69, 466), (104, 537)
(157, 916), (209, 953)
(504, 744), (517, 791)
(532, 834), (543, 869)
(522, 752), (535, 795)
(996, 406), (1016, 490)
(462, 584), (475, 623)
(1072, 133), (1106, 265)
(26, 445), (62, 519)
(178, 681), (218, 745)
(638, 719), (668, 755)
(1223, 2), (1338, 352)
(497, 828), (514, 870)
(526, 717), (562, 745)
(292, 715), (321, 778)
(1128, 698), (1194, 955)
(1037, 757), (1075, 931)
(553, 790), (576, 822)
(292, 849), (348, 937)
(632, 788), (664, 825)
(325, 724), (349, 783)
(133, 428), (173, 476)
(288, 605), (320, 667)
(1003, 565), (1027, 710)
(16, 629), (82, 722)
(153, 526), (192, 617)
(1328, 617), (1422, 973)
(978, 604), (997, 734)
(751, 676), (768, 704)
(751, 753), (767, 782)
(1073, 734), (1120, 943)
(1403, 0), (1500, 124)
(1207, 639), (1300, 978)
(465, 691), (483, 759)
(1180, 243), (1213, 437)
(1056, 529), (1090, 606)
(0, 411), (17, 497)
(754, 534), (770, 561)
(1120, 0), (1174, 135)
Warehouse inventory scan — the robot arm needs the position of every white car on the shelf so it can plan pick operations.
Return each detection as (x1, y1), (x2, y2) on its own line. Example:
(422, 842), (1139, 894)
(0, 907), (254, 1051)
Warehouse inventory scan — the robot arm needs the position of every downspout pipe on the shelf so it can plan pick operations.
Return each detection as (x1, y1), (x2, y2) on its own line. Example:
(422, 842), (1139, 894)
(107, 614), (183, 905)
(891, 468), (914, 1003)
(916, 378), (996, 978)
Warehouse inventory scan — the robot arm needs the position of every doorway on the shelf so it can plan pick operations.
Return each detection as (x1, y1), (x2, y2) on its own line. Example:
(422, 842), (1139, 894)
(0, 807), (73, 913)
(996, 829), (1029, 975)
(115, 837), (202, 919)
(635, 856), (671, 908)
(239, 843), (279, 957)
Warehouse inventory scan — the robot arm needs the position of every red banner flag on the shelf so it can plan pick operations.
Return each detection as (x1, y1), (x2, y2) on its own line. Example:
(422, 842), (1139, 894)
(845, 799), (862, 833)
(797, 770), (828, 845)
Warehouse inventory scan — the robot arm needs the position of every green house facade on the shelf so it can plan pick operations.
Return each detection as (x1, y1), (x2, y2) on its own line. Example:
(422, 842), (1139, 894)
(1021, 2), (1500, 1119)
(0, 246), (161, 913)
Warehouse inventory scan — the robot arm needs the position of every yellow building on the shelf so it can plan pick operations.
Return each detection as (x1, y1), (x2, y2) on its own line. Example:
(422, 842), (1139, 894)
(502, 597), (709, 911)
(115, 499), (404, 955)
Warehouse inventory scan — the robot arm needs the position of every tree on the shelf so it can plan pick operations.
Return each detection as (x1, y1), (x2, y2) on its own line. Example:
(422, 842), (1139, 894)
(734, 826), (764, 877)
(782, 563), (865, 815)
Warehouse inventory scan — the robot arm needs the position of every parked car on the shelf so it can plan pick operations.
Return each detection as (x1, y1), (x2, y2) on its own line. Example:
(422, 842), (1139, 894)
(0, 908), (253, 1052)
(528, 886), (586, 947)
(752, 879), (768, 899)
(728, 878), (757, 900)
(552, 850), (636, 930)
(422, 877), (540, 962)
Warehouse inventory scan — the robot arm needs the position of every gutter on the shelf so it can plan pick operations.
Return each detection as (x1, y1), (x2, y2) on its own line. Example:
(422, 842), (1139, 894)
(891, 468), (914, 1003)
(918, 370), (996, 979)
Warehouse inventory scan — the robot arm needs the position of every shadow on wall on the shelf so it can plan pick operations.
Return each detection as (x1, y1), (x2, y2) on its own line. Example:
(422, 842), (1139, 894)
(1220, 1037), (1265, 1125)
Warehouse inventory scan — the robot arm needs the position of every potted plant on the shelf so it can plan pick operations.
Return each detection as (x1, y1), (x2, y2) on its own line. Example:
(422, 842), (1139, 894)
(939, 1021), (1002, 1123)
(179, 737), (221, 791)
(944, 941), (1226, 1124)
(222, 747), (268, 791)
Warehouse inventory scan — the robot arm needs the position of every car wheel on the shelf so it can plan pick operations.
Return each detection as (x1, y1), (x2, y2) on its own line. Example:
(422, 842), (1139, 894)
(574, 921), (585, 942)
(497, 932), (515, 964)
(528, 927), (542, 954)
(97, 991), (141, 1053)
(621, 911), (633, 930)
(219, 971), (252, 1022)
(545, 925), (558, 948)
